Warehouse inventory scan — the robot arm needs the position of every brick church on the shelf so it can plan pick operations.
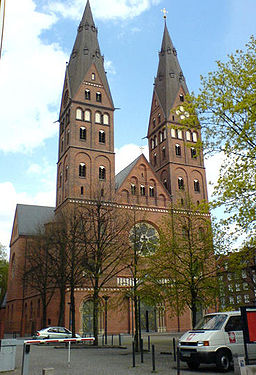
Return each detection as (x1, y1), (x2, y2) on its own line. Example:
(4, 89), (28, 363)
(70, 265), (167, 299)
(5, 1), (209, 336)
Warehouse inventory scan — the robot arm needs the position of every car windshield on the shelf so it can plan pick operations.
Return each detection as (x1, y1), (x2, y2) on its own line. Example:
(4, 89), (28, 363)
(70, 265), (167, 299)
(195, 314), (228, 330)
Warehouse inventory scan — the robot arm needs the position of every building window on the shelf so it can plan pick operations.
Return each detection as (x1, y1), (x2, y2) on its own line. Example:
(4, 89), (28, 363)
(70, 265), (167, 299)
(91, 73), (95, 80)
(243, 282), (248, 290)
(186, 131), (191, 141)
(153, 118), (156, 128)
(81, 186), (84, 195)
(171, 128), (176, 138)
(178, 177), (184, 190)
(194, 179), (200, 192)
(163, 179), (167, 189)
(99, 130), (105, 143)
(99, 166), (106, 180)
(76, 108), (83, 120)
(163, 127), (167, 139)
(192, 132), (198, 142)
(159, 131), (163, 143)
(158, 113), (161, 124)
(95, 112), (101, 123)
(229, 296), (235, 304)
(65, 166), (68, 181)
(228, 284), (233, 292)
(151, 139), (155, 149)
(153, 153), (157, 166)
(61, 138), (64, 152)
(162, 147), (166, 159)
(244, 295), (250, 303)
(177, 129), (183, 139)
(59, 172), (62, 188)
(96, 92), (102, 102)
(80, 127), (86, 140)
(180, 94), (184, 102)
(131, 184), (136, 195)
(235, 283), (241, 291)
(149, 186), (155, 197)
(242, 270), (247, 279)
(66, 130), (70, 145)
(154, 135), (158, 147)
(181, 198), (184, 205)
(85, 89), (91, 100)
(79, 163), (86, 177)
(85, 110), (91, 122)
(191, 147), (197, 158)
(103, 114), (109, 125)
(140, 185), (145, 196)
(175, 144), (181, 156)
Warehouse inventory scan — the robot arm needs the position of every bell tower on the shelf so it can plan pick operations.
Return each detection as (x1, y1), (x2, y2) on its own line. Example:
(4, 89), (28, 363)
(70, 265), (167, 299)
(147, 18), (208, 206)
(56, 0), (115, 209)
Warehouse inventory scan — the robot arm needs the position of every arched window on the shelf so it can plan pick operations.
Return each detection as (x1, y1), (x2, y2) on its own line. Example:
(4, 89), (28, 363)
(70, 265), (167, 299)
(159, 131), (163, 143)
(158, 113), (161, 124)
(95, 112), (101, 123)
(66, 130), (70, 145)
(149, 186), (155, 197)
(171, 128), (176, 138)
(96, 92), (102, 102)
(80, 127), (86, 140)
(99, 166), (106, 180)
(151, 138), (154, 149)
(140, 185), (145, 196)
(180, 94), (184, 102)
(61, 138), (64, 152)
(163, 127), (167, 139)
(194, 179), (200, 192)
(99, 130), (105, 143)
(162, 146), (166, 159)
(91, 73), (96, 80)
(59, 172), (63, 188)
(76, 108), (83, 120)
(191, 147), (197, 158)
(186, 131), (191, 141)
(154, 135), (158, 147)
(152, 118), (156, 128)
(192, 131), (198, 142)
(85, 89), (91, 100)
(153, 153), (157, 166)
(163, 179), (167, 189)
(85, 110), (91, 122)
(81, 186), (84, 195)
(79, 163), (86, 177)
(177, 129), (183, 139)
(175, 144), (181, 156)
(131, 184), (136, 195)
(65, 166), (68, 181)
(103, 114), (109, 125)
(178, 177), (184, 190)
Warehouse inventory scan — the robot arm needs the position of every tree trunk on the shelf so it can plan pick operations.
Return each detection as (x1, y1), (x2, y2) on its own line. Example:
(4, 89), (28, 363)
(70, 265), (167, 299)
(70, 285), (76, 337)
(42, 298), (47, 328)
(191, 299), (197, 329)
(58, 286), (66, 326)
(134, 295), (139, 352)
(93, 284), (99, 346)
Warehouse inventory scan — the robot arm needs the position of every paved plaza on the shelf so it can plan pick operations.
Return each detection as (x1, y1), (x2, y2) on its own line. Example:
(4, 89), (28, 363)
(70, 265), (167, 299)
(2, 334), (233, 375)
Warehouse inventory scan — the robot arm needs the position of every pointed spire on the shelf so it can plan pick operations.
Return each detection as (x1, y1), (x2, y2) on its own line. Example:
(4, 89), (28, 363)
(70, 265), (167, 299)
(67, 0), (113, 105)
(154, 23), (188, 119)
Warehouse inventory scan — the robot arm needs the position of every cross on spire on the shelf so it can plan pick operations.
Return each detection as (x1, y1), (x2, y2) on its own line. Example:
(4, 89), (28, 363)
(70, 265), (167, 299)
(161, 8), (168, 20)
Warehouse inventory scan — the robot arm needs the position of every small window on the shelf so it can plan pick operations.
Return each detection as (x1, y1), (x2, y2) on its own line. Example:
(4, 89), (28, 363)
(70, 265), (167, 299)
(81, 186), (84, 195)
(154, 135), (158, 147)
(159, 131), (163, 143)
(96, 92), (102, 102)
(103, 114), (109, 125)
(101, 188), (104, 197)
(66, 130), (70, 145)
(244, 295), (250, 303)
(192, 132), (198, 142)
(65, 166), (68, 181)
(99, 166), (106, 180)
(186, 131), (191, 141)
(171, 128), (176, 138)
(99, 130), (105, 143)
(162, 147), (166, 159)
(91, 73), (95, 80)
(85, 110), (91, 122)
(178, 177), (184, 190)
(158, 113), (161, 124)
(95, 112), (101, 123)
(151, 138), (154, 150)
(153, 118), (156, 128)
(180, 94), (184, 102)
(149, 186), (155, 197)
(175, 144), (181, 156)
(153, 153), (157, 166)
(76, 108), (83, 120)
(85, 89), (91, 100)
(80, 127), (86, 140)
(140, 185), (145, 196)
(181, 198), (184, 205)
(59, 172), (63, 188)
(61, 138), (64, 152)
(177, 129), (183, 139)
(163, 179), (167, 189)
(163, 127), (167, 139)
(191, 147), (197, 158)
(194, 179), (200, 192)
(79, 163), (86, 177)
(131, 184), (136, 195)
(243, 282), (248, 290)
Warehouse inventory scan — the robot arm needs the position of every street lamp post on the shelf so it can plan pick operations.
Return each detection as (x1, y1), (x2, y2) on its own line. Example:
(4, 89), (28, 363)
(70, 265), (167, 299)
(103, 296), (109, 345)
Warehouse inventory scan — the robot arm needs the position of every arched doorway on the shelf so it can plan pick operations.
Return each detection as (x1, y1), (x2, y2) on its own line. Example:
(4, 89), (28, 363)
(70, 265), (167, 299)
(81, 299), (104, 336)
(140, 302), (157, 332)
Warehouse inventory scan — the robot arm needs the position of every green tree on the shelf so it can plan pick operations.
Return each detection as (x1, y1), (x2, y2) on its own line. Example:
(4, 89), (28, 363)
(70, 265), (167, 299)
(176, 36), (256, 238)
(0, 243), (8, 306)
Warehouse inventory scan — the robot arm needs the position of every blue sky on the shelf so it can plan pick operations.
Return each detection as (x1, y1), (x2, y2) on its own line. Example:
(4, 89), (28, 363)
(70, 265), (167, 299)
(0, 0), (256, 253)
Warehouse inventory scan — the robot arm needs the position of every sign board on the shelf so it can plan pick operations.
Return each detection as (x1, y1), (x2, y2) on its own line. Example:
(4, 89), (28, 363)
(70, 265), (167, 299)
(240, 306), (256, 344)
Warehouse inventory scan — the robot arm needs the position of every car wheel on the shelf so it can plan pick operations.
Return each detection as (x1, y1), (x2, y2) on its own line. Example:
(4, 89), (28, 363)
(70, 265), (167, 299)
(186, 359), (200, 370)
(216, 350), (231, 372)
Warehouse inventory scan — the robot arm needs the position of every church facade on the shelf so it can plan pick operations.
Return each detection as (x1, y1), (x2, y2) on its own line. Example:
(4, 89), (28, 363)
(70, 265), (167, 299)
(5, 1), (209, 336)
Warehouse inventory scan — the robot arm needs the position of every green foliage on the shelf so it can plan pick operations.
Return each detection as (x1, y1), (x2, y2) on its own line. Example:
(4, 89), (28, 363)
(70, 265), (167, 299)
(0, 243), (8, 306)
(175, 36), (256, 239)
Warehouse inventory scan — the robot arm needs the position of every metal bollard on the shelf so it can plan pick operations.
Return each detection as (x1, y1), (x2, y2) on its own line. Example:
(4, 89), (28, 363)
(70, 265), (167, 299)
(140, 338), (144, 363)
(111, 334), (114, 346)
(21, 344), (30, 375)
(177, 346), (180, 375)
(132, 341), (135, 367)
(102, 335), (104, 346)
(119, 333), (122, 346)
(173, 337), (176, 362)
(148, 335), (150, 352)
(152, 344), (156, 372)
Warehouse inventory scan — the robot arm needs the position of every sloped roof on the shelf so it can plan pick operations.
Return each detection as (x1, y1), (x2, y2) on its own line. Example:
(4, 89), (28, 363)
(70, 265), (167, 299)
(67, 0), (113, 106)
(16, 204), (55, 236)
(115, 155), (142, 190)
(154, 23), (189, 118)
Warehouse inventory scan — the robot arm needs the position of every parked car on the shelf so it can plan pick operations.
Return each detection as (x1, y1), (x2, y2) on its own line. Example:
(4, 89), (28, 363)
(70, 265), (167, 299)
(33, 326), (80, 340)
(179, 311), (255, 372)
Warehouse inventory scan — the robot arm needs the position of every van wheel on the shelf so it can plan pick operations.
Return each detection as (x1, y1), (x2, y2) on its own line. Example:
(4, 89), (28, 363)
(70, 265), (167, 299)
(187, 359), (200, 370)
(216, 350), (231, 372)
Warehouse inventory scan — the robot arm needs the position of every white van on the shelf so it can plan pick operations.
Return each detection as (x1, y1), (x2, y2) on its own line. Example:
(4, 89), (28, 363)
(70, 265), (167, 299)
(179, 311), (255, 372)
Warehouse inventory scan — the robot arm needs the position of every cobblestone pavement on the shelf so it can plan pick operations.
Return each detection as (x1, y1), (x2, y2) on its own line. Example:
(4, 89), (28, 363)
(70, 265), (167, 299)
(2, 334), (233, 375)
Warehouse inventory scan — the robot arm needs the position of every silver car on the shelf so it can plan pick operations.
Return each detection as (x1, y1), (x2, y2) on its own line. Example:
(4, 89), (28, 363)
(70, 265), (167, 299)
(33, 326), (80, 339)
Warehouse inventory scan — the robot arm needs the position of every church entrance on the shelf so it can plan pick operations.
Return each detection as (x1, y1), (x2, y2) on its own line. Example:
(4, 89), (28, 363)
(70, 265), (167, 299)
(140, 302), (157, 332)
(81, 299), (104, 336)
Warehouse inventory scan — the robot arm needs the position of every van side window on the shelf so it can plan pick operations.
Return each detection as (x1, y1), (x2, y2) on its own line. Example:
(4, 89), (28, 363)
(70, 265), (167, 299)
(225, 316), (243, 332)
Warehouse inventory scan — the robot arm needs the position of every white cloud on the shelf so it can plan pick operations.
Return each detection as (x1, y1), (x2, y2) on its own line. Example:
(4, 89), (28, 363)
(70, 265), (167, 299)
(0, 0), (67, 153)
(104, 60), (116, 75)
(46, 0), (161, 21)
(205, 152), (225, 199)
(115, 143), (149, 174)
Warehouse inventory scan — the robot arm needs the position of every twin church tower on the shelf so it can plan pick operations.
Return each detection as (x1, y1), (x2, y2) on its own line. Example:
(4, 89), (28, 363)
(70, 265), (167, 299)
(6, 1), (208, 335)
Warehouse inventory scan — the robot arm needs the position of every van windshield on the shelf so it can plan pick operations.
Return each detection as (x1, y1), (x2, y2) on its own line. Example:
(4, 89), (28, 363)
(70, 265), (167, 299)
(195, 314), (228, 330)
